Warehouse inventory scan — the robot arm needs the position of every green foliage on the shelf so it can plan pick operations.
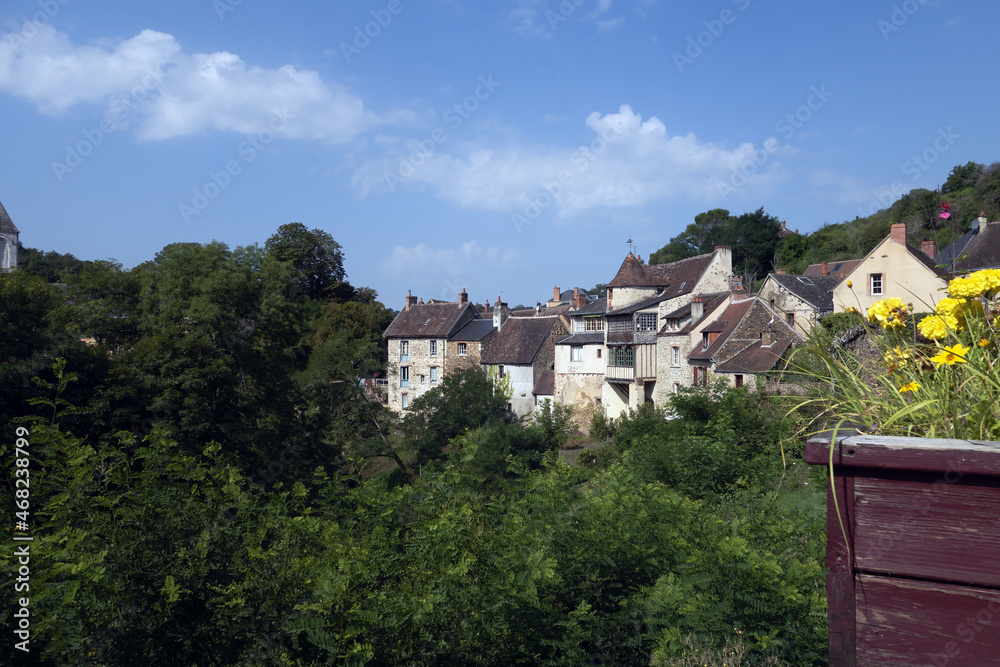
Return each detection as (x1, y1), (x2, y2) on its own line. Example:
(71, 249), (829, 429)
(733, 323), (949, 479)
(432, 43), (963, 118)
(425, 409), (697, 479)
(265, 222), (346, 300)
(14, 244), (87, 281)
(943, 161), (984, 194)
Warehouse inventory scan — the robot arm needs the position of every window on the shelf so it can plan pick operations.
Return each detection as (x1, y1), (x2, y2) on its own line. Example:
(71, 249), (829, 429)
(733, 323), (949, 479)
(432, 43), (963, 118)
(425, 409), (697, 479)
(585, 318), (605, 332)
(870, 273), (883, 296)
(786, 312), (795, 327)
(430, 367), (438, 383)
(735, 375), (743, 388)
(671, 346), (680, 366)
(702, 333), (710, 350)
(571, 345), (583, 362)
(429, 340), (437, 356)
(694, 366), (708, 387)
(607, 317), (632, 333)
(401, 393), (408, 409)
(609, 347), (634, 367)
(400, 340), (409, 362)
(400, 366), (409, 388)
(457, 342), (467, 356)
(636, 313), (657, 332)
(597, 348), (602, 359)
(673, 382), (680, 394)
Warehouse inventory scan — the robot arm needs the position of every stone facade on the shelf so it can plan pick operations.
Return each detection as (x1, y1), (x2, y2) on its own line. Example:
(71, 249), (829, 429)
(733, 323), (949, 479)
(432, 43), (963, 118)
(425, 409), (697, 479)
(387, 337), (445, 410)
(758, 281), (821, 338)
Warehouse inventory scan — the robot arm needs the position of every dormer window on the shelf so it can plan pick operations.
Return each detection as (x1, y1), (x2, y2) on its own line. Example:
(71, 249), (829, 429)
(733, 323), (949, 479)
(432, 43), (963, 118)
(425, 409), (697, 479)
(702, 333), (710, 350)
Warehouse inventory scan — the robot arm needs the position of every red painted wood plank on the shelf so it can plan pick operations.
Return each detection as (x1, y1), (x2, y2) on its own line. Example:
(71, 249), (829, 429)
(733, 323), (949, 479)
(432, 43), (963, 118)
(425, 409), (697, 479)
(805, 435), (1000, 477)
(855, 574), (1000, 666)
(827, 469), (857, 666)
(853, 475), (1000, 589)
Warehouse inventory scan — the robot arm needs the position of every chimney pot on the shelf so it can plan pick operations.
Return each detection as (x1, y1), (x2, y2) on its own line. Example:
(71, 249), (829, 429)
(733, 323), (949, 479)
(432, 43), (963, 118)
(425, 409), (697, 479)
(776, 269), (786, 275)
(890, 222), (907, 246)
(459, 288), (468, 304)
(690, 296), (704, 324)
(921, 240), (938, 259)
(821, 261), (829, 277)
(554, 286), (561, 301)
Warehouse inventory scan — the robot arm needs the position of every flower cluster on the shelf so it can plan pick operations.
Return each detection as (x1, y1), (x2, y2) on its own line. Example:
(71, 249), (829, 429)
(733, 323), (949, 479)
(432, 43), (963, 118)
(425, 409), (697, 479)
(867, 297), (908, 331)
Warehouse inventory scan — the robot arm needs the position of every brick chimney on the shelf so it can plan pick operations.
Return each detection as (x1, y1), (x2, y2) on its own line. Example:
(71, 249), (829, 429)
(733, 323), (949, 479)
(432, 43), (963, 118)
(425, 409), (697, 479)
(494, 298), (509, 332)
(553, 286), (561, 301)
(978, 212), (988, 232)
(776, 268), (787, 275)
(573, 287), (586, 309)
(890, 222), (907, 245)
(690, 295), (704, 324)
(459, 288), (468, 304)
(404, 290), (418, 310)
(920, 240), (937, 260)
(821, 262), (829, 277)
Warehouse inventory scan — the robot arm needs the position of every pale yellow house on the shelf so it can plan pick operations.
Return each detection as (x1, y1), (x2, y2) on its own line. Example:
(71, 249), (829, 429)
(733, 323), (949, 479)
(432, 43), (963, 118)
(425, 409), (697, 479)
(832, 223), (948, 314)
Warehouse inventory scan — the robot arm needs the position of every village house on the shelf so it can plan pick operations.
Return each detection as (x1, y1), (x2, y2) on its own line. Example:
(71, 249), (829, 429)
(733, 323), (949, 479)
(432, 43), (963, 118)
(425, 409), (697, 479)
(382, 289), (484, 412)
(831, 222), (948, 314)
(553, 292), (607, 427)
(480, 306), (568, 418)
(938, 213), (1000, 273)
(802, 259), (862, 280)
(686, 295), (802, 390)
(0, 199), (20, 273)
(601, 247), (734, 418)
(655, 292), (730, 398)
(758, 271), (840, 337)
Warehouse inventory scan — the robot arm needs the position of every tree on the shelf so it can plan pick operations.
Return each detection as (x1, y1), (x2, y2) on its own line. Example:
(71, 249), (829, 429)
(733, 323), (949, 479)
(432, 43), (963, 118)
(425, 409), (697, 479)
(721, 207), (782, 281)
(265, 223), (346, 300)
(974, 162), (1000, 221)
(942, 161), (984, 194)
(650, 209), (731, 265)
(15, 244), (87, 282)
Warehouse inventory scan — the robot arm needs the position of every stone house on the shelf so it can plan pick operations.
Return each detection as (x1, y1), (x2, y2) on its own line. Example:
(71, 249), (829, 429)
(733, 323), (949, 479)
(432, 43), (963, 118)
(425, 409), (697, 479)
(938, 213), (1000, 273)
(481, 311), (568, 418)
(382, 289), (483, 412)
(655, 292), (730, 399)
(553, 295), (607, 427)
(600, 247), (735, 418)
(686, 295), (802, 389)
(758, 272), (840, 337)
(832, 223), (948, 314)
(0, 199), (20, 273)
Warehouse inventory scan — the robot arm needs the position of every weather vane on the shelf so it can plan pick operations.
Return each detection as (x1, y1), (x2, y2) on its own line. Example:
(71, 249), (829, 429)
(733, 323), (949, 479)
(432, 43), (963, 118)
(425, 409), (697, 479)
(626, 237), (636, 256)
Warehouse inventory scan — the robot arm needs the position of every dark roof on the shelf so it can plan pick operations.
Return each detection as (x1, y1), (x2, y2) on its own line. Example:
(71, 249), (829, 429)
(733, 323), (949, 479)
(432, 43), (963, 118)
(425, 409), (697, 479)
(715, 339), (794, 374)
(802, 259), (861, 278)
(607, 250), (716, 299)
(687, 299), (755, 361)
(533, 370), (555, 396)
(480, 316), (559, 365)
(766, 274), (840, 310)
(556, 288), (590, 302)
(0, 200), (19, 235)
(662, 291), (729, 320)
(674, 293), (732, 335)
(556, 332), (605, 345)
(449, 319), (495, 342)
(574, 297), (607, 316)
(606, 292), (669, 316)
(938, 227), (978, 269)
(948, 222), (1000, 271)
(383, 302), (478, 338)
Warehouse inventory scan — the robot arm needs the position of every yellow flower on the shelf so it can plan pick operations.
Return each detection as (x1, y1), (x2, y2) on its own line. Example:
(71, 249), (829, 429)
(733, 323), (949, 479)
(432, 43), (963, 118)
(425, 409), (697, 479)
(918, 313), (961, 340)
(948, 273), (990, 299)
(971, 269), (1000, 297)
(847, 280), (853, 288)
(884, 346), (911, 366)
(898, 381), (921, 393)
(867, 297), (908, 331)
(930, 344), (970, 366)
(846, 306), (859, 314)
(980, 338), (993, 348)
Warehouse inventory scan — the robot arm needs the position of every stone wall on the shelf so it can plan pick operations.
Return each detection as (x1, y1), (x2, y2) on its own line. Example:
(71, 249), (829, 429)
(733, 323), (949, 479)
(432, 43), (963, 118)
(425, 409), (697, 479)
(653, 333), (692, 405)
(387, 338), (445, 412)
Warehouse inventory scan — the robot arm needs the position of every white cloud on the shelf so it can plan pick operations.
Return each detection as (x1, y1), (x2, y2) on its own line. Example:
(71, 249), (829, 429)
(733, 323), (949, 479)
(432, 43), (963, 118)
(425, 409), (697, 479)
(381, 241), (519, 298)
(0, 25), (409, 142)
(354, 104), (789, 216)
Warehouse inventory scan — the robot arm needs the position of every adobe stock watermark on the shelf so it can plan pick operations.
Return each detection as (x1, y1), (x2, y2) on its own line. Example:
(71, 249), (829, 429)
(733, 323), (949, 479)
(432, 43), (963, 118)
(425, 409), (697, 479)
(179, 107), (296, 223)
(510, 120), (624, 234)
(544, 0), (594, 32)
(877, 0), (929, 40)
(214, 0), (244, 21)
(673, 0), (751, 73)
(2, 0), (72, 49)
(715, 84), (833, 201)
(383, 75), (501, 192)
(338, 0), (413, 63)
(51, 69), (163, 183)
(856, 126), (960, 218)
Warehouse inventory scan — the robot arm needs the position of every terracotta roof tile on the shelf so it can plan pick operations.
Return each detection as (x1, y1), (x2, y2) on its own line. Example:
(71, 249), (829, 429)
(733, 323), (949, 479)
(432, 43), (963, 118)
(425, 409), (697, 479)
(533, 370), (555, 396)
(480, 316), (560, 365)
(383, 302), (478, 338)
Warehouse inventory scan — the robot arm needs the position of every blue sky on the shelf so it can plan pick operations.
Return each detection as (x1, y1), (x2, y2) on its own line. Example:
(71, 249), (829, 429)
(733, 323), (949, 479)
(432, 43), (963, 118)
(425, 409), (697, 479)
(1, 0), (997, 308)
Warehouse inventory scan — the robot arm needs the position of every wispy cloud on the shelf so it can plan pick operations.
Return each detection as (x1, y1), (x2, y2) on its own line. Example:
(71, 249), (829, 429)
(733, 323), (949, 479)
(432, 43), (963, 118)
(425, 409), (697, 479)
(0, 25), (412, 143)
(353, 104), (789, 216)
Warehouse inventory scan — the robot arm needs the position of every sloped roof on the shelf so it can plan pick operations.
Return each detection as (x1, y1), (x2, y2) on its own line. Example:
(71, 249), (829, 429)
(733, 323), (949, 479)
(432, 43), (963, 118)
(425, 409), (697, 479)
(573, 297), (607, 316)
(802, 259), (861, 278)
(606, 292), (670, 316)
(0, 200), (19, 235)
(673, 293), (732, 335)
(938, 227), (978, 270)
(606, 250), (716, 299)
(449, 319), (495, 342)
(533, 370), (555, 396)
(950, 222), (1000, 271)
(904, 243), (948, 276)
(556, 332), (605, 345)
(480, 316), (559, 365)
(715, 339), (794, 374)
(687, 299), (755, 361)
(383, 302), (478, 338)
(767, 274), (840, 310)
